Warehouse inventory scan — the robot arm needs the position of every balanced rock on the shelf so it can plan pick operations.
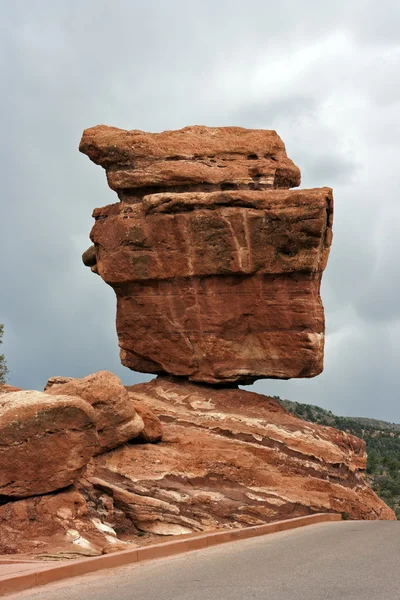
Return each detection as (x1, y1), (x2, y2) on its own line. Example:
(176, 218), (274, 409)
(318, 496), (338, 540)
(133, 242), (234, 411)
(0, 390), (97, 498)
(45, 371), (145, 453)
(80, 125), (333, 384)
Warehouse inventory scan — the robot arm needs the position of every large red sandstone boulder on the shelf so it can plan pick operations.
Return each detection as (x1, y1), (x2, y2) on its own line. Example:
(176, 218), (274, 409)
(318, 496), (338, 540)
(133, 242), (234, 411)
(88, 377), (395, 534)
(0, 390), (97, 498)
(45, 371), (145, 453)
(79, 125), (333, 384)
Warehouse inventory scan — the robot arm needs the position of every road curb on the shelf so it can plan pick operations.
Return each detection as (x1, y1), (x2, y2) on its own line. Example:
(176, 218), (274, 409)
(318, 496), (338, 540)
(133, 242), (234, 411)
(0, 513), (341, 596)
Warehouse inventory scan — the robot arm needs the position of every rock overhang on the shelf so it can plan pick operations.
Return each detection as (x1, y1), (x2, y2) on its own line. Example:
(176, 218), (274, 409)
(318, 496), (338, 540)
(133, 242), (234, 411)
(79, 125), (333, 385)
(79, 125), (301, 195)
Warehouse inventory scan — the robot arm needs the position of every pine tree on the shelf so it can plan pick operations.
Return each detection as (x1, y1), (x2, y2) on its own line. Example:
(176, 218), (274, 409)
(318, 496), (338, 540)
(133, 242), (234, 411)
(0, 324), (9, 384)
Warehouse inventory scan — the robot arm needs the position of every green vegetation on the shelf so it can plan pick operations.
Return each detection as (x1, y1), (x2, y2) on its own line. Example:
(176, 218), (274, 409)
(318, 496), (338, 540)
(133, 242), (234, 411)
(0, 324), (8, 384)
(277, 398), (400, 519)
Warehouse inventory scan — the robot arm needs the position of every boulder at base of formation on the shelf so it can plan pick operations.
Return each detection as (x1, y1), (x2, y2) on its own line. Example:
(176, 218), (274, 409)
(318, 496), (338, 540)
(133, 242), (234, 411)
(0, 390), (97, 498)
(44, 371), (146, 454)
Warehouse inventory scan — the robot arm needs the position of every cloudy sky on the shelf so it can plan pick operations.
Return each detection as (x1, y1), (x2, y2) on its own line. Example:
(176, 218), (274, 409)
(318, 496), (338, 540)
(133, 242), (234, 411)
(1, 0), (399, 421)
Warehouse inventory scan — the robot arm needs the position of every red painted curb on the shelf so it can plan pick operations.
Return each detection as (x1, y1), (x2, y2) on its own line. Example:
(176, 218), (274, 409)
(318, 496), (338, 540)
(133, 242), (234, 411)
(0, 513), (341, 597)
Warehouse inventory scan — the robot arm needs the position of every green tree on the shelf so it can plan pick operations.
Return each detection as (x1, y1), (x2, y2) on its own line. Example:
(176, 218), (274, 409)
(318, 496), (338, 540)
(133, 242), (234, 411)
(0, 324), (9, 384)
(367, 450), (379, 475)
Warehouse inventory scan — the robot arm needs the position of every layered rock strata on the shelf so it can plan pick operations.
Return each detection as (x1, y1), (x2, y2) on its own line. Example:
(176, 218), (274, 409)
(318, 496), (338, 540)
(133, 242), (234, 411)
(79, 125), (333, 384)
(0, 377), (394, 556)
(97, 377), (394, 532)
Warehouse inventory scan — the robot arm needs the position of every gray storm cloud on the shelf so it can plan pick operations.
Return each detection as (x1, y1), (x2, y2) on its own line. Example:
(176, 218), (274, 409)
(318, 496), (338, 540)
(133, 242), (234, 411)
(1, 0), (399, 420)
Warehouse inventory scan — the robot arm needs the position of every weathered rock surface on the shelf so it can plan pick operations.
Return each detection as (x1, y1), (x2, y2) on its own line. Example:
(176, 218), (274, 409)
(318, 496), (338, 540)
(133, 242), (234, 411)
(44, 376), (74, 391)
(79, 125), (301, 194)
(129, 396), (163, 443)
(79, 125), (333, 384)
(0, 384), (22, 393)
(44, 371), (146, 453)
(88, 377), (395, 535)
(0, 487), (134, 556)
(0, 390), (97, 498)
(0, 376), (394, 555)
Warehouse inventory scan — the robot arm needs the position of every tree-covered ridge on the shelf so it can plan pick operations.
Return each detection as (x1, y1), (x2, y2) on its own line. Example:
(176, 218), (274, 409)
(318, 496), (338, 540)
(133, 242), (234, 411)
(277, 398), (400, 519)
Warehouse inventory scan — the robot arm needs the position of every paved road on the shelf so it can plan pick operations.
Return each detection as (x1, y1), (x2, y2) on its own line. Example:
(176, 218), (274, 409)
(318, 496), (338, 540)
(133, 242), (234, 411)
(9, 521), (400, 600)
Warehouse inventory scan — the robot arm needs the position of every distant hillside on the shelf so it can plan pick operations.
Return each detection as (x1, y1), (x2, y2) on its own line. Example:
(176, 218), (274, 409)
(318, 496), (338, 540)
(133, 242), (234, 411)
(276, 397), (400, 519)
(280, 399), (400, 432)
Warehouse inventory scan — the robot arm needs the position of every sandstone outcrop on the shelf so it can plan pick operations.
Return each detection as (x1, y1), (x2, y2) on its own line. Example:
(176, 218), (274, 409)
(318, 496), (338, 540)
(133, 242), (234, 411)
(79, 125), (333, 384)
(79, 125), (301, 192)
(44, 376), (74, 391)
(0, 376), (394, 556)
(129, 397), (163, 443)
(0, 390), (97, 498)
(0, 384), (22, 393)
(44, 371), (146, 453)
(0, 486), (134, 556)
(89, 377), (394, 535)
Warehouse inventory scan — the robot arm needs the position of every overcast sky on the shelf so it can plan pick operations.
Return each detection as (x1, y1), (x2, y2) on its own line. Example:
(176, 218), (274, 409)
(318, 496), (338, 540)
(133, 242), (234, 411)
(1, 0), (399, 421)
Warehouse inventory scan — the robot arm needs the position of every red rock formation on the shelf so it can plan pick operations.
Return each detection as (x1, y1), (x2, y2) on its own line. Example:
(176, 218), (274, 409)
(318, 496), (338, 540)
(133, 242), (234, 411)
(44, 371), (145, 454)
(0, 384), (22, 393)
(0, 390), (97, 498)
(0, 487), (134, 556)
(44, 376), (74, 390)
(79, 125), (301, 193)
(79, 125), (333, 384)
(90, 377), (394, 535)
(4, 126), (391, 561)
(0, 376), (394, 556)
(129, 398), (163, 443)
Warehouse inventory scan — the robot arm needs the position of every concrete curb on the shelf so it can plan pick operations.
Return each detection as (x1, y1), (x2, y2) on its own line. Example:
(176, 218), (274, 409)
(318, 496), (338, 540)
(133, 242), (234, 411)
(0, 513), (341, 596)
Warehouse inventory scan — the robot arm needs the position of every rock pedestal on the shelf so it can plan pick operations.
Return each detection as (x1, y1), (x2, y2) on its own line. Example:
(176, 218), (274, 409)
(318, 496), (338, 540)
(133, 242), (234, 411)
(94, 377), (396, 531)
(80, 125), (333, 384)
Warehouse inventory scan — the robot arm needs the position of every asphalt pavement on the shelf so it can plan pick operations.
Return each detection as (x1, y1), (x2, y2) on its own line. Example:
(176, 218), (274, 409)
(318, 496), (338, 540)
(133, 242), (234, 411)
(8, 521), (400, 600)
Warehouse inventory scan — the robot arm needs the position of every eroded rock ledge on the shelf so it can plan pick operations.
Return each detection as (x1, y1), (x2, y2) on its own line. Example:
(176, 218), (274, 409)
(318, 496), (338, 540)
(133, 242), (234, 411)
(79, 125), (301, 195)
(79, 125), (333, 384)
